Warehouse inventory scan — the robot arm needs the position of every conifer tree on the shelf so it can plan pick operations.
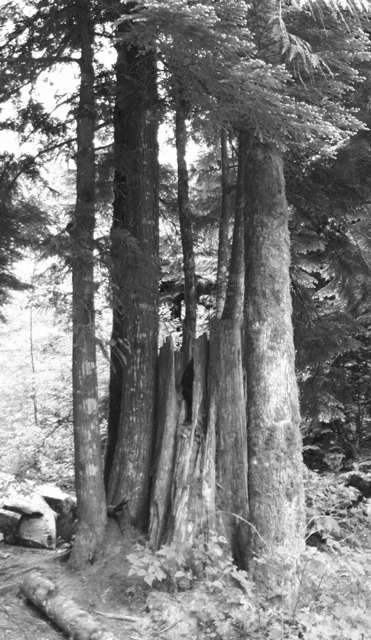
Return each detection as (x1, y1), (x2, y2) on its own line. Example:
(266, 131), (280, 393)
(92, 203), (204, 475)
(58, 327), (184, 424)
(0, 0), (109, 562)
(104, 1), (160, 530)
(69, 0), (107, 566)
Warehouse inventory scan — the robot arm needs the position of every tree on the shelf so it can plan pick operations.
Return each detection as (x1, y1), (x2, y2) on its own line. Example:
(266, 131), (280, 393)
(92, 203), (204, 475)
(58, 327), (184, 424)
(104, 2), (160, 531)
(215, 130), (234, 319)
(242, 0), (306, 601)
(175, 92), (197, 364)
(69, 0), (107, 566)
(209, 129), (248, 567)
(0, 0), (111, 563)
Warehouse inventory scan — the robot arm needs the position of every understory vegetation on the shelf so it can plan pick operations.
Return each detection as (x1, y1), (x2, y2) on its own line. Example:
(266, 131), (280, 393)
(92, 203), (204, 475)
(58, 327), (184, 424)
(0, 0), (371, 638)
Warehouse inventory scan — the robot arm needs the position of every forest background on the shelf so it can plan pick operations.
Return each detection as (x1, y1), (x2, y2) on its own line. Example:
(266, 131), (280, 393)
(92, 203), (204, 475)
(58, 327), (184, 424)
(0, 1), (371, 639)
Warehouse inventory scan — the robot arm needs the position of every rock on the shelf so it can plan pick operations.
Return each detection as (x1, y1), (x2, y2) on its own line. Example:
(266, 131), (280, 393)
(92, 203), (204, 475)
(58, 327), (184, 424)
(3, 495), (56, 549)
(36, 484), (77, 542)
(36, 484), (76, 515)
(358, 460), (371, 474)
(345, 473), (371, 499)
(365, 498), (371, 522)
(0, 508), (21, 541)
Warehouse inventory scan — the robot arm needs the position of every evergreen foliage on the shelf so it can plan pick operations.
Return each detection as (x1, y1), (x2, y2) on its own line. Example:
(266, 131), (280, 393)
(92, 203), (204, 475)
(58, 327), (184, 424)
(0, 0), (370, 609)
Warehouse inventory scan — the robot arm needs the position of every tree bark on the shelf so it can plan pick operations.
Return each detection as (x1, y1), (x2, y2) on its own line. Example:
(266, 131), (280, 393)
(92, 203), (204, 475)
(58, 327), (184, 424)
(69, 0), (107, 567)
(241, 0), (305, 604)
(21, 573), (117, 640)
(244, 140), (305, 602)
(215, 130), (233, 319)
(149, 337), (179, 548)
(165, 335), (211, 547)
(222, 131), (246, 324)
(208, 320), (248, 566)
(175, 95), (197, 364)
(209, 132), (248, 567)
(105, 15), (159, 531)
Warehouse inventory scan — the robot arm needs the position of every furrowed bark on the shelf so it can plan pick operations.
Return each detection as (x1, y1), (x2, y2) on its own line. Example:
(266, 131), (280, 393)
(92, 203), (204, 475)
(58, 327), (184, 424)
(215, 130), (233, 319)
(149, 337), (179, 549)
(222, 131), (246, 324)
(166, 335), (211, 546)
(210, 131), (248, 567)
(243, 0), (305, 603)
(105, 14), (159, 531)
(175, 95), (197, 365)
(70, 0), (107, 567)
(244, 140), (305, 601)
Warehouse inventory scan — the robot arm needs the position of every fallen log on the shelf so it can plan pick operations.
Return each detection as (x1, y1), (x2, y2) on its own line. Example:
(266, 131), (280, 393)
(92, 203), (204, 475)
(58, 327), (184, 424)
(21, 572), (118, 640)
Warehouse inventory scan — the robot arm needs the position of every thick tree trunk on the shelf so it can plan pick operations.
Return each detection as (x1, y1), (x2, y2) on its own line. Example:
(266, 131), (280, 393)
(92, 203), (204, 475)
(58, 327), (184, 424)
(175, 96), (197, 364)
(69, 0), (107, 566)
(244, 141), (305, 601)
(105, 19), (159, 531)
(215, 130), (233, 319)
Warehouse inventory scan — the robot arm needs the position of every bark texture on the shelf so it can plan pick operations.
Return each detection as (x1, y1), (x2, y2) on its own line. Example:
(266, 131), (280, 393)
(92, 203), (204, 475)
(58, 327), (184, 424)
(149, 337), (179, 548)
(215, 130), (233, 319)
(209, 132), (248, 566)
(105, 22), (159, 530)
(222, 131), (246, 324)
(21, 572), (117, 640)
(244, 141), (305, 600)
(70, 0), (106, 566)
(209, 320), (248, 567)
(166, 335), (212, 546)
(175, 96), (197, 364)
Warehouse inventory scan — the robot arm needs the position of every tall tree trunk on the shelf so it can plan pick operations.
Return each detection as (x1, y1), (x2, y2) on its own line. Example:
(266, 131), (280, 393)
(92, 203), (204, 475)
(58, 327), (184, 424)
(210, 132), (248, 567)
(105, 15), (159, 531)
(70, 0), (107, 566)
(244, 140), (305, 602)
(222, 131), (246, 324)
(243, 0), (305, 604)
(215, 130), (233, 319)
(175, 96), (197, 365)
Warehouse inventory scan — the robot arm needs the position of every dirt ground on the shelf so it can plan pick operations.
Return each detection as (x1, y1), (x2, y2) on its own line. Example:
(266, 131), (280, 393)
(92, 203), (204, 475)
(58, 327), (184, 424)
(0, 522), (167, 640)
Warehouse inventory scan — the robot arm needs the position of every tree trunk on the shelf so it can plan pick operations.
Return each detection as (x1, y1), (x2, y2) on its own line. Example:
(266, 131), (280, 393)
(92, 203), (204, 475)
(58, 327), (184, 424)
(165, 335), (211, 547)
(105, 17), (159, 531)
(149, 337), (179, 548)
(69, 0), (107, 567)
(209, 131), (248, 567)
(208, 321), (248, 565)
(175, 96), (197, 364)
(222, 131), (246, 324)
(215, 130), (233, 319)
(244, 140), (305, 602)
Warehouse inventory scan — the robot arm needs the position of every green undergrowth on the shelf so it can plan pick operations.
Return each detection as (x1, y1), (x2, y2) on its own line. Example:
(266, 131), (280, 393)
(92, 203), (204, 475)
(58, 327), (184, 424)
(126, 472), (371, 640)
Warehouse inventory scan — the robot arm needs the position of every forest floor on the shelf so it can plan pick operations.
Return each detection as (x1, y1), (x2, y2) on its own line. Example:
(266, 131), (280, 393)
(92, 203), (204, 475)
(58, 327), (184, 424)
(0, 513), (371, 640)
(0, 522), (157, 640)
